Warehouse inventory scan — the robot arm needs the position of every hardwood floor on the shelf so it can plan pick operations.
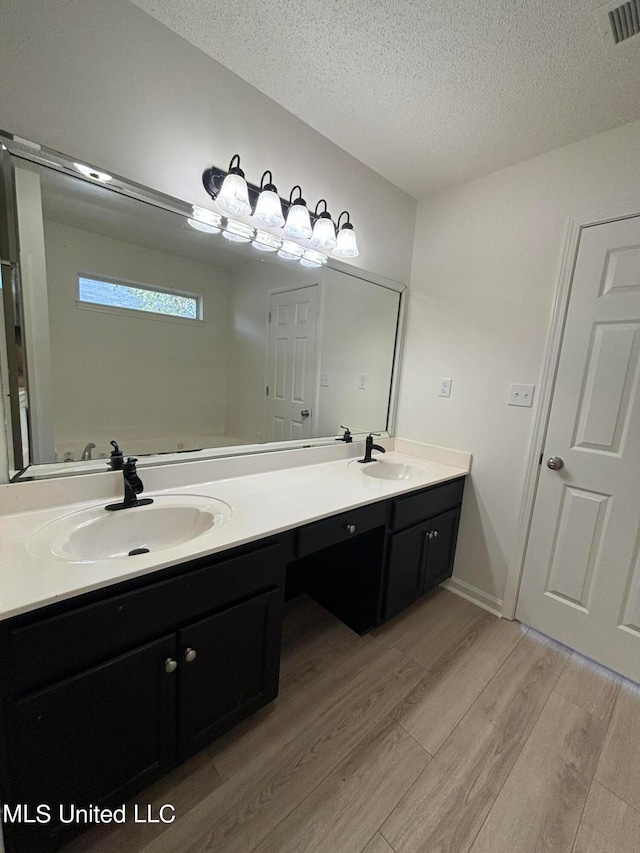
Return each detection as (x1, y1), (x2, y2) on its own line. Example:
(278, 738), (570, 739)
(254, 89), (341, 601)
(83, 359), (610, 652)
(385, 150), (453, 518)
(63, 589), (640, 853)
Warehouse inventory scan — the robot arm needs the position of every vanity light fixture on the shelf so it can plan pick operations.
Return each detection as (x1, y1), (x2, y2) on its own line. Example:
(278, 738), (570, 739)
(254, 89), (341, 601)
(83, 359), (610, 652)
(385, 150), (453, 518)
(187, 206), (222, 233)
(252, 230), (282, 252)
(215, 155), (252, 217)
(332, 211), (359, 258)
(74, 162), (113, 182)
(278, 240), (305, 260)
(222, 219), (254, 243)
(253, 171), (285, 228)
(300, 249), (328, 268)
(309, 199), (337, 250)
(283, 186), (313, 239)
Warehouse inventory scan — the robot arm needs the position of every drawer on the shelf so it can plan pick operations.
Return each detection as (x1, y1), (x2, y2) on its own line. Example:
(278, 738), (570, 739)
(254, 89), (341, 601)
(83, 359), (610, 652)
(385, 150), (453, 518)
(297, 501), (388, 558)
(10, 540), (285, 696)
(391, 478), (464, 531)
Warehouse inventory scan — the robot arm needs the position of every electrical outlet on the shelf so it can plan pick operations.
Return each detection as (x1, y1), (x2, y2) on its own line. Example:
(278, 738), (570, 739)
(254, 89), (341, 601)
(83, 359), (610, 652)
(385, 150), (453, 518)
(320, 372), (330, 387)
(358, 374), (367, 390)
(439, 377), (452, 397)
(508, 384), (535, 407)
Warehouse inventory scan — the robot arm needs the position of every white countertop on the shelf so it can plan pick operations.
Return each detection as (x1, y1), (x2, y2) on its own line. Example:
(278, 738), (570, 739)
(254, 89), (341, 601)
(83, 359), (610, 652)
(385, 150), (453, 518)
(0, 442), (469, 621)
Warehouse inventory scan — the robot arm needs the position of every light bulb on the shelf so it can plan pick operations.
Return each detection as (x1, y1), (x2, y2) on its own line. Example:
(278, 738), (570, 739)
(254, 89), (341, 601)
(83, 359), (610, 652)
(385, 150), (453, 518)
(252, 230), (282, 252)
(253, 189), (285, 228)
(284, 200), (312, 239)
(332, 223), (359, 258)
(278, 240), (304, 260)
(222, 219), (254, 243)
(309, 215), (337, 250)
(300, 249), (327, 268)
(216, 172), (251, 217)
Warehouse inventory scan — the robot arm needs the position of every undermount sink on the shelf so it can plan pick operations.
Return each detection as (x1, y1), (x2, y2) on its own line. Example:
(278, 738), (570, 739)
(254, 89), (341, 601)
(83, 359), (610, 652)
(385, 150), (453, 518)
(27, 494), (232, 564)
(349, 459), (436, 481)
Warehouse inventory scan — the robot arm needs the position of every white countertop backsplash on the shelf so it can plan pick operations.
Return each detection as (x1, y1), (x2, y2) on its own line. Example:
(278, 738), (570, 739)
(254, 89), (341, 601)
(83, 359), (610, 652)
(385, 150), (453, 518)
(0, 439), (470, 620)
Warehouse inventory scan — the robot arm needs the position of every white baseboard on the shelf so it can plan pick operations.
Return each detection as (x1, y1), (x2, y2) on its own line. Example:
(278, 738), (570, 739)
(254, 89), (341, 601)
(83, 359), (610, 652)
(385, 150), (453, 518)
(440, 576), (504, 618)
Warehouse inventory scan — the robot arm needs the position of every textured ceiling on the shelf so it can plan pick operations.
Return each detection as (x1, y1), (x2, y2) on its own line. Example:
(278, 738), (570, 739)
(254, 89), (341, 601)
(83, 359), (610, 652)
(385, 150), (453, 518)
(130, 0), (640, 199)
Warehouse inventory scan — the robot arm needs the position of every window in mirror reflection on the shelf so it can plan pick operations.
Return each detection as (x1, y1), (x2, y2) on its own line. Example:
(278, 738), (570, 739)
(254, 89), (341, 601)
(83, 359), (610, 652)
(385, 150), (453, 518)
(78, 275), (201, 320)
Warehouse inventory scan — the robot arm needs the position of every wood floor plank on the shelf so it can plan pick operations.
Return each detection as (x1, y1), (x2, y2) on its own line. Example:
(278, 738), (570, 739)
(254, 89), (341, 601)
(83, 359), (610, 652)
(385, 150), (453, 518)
(253, 716), (430, 853)
(62, 749), (223, 852)
(370, 587), (470, 650)
(362, 833), (396, 853)
(554, 651), (620, 721)
(142, 648), (425, 853)
(392, 616), (526, 754)
(469, 692), (609, 853)
(381, 632), (569, 853)
(209, 617), (381, 780)
(595, 679), (640, 812)
(572, 782), (640, 853)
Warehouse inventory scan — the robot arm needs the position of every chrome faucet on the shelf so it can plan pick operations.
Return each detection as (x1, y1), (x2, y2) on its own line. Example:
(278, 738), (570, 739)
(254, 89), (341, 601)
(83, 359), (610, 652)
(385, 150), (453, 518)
(358, 433), (386, 463)
(81, 442), (96, 461)
(105, 458), (154, 511)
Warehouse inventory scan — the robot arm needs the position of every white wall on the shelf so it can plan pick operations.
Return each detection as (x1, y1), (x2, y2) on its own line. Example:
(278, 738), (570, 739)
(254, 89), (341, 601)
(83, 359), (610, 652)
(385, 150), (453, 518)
(398, 119), (640, 607)
(44, 219), (231, 458)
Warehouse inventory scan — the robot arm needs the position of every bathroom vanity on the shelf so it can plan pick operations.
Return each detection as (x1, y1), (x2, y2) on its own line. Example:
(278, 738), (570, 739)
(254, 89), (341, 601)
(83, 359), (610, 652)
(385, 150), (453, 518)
(0, 448), (467, 852)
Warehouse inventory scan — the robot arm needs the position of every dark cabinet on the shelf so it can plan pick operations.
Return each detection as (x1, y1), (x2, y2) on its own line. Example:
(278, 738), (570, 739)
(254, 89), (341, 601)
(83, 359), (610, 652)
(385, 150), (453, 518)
(178, 588), (282, 760)
(383, 483), (464, 621)
(0, 539), (287, 852)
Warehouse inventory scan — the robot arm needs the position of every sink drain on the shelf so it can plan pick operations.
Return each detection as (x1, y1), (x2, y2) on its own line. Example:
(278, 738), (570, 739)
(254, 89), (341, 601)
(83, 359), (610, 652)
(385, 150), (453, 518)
(128, 547), (150, 556)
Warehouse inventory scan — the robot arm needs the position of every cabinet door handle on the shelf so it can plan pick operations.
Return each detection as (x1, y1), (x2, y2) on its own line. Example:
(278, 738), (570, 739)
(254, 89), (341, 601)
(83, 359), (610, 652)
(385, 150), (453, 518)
(427, 531), (433, 539)
(164, 658), (178, 673)
(346, 524), (357, 534)
(184, 648), (197, 663)
(432, 530), (439, 538)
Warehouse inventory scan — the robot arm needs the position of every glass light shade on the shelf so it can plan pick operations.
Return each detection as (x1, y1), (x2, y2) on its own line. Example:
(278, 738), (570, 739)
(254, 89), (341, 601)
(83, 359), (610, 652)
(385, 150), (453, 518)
(253, 190), (285, 228)
(216, 172), (251, 217)
(300, 249), (327, 268)
(332, 225), (359, 258)
(309, 216), (337, 250)
(222, 219), (254, 243)
(188, 206), (222, 233)
(252, 230), (282, 252)
(278, 240), (304, 260)
(283, 202), (312, 239)
(74, 162), (112, 182)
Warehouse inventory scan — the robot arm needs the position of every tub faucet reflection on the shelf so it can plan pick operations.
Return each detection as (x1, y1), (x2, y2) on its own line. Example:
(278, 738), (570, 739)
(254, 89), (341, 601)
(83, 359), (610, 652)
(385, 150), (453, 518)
(81, 442), (96, 461)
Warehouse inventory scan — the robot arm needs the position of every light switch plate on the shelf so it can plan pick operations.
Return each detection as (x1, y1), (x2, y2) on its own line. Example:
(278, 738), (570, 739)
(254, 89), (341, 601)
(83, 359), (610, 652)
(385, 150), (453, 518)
(320, 372), (330, 387)
(508, 384), (535, 407)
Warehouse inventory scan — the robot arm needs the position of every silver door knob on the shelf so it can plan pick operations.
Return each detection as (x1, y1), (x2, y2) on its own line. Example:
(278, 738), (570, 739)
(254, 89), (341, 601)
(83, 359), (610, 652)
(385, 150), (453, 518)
(547, 456), (564, 470)
(164, 658), (177, 673)
(346, 524), (356, 534)
(301, 409), (310, 418)
(184, 648), (197, 663)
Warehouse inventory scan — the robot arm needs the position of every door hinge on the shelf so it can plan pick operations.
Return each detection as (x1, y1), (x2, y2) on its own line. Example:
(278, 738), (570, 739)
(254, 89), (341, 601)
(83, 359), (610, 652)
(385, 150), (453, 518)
(539, 453), (543, 465)
(266, 386), (269, 397)
(268, 311), (271, 323)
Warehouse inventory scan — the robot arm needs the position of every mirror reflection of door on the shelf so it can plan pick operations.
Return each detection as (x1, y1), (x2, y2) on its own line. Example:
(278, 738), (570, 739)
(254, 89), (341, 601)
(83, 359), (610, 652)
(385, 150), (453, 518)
(264, 285), (319, 441)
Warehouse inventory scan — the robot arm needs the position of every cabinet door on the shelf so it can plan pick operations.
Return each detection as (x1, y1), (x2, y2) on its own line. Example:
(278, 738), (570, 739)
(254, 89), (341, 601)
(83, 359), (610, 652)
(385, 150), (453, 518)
(177, 588), (282, 760)
(424, 507), (461, 590)
(5, 634), (176, 852)
(384, 518), (431, 620)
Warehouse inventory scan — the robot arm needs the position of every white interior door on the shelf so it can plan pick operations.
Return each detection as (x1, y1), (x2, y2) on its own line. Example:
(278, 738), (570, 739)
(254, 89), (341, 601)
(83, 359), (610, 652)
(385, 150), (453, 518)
(264, 285), (319, 442)
(516, 215), (640, 681)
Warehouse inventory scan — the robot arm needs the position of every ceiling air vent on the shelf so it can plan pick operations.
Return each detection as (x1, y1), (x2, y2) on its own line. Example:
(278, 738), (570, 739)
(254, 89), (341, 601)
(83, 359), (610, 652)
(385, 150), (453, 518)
(597, 0), (640, 45)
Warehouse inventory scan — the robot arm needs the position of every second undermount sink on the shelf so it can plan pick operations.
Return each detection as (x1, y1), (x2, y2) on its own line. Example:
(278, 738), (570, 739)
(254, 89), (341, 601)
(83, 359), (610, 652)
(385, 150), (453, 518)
(27, 494), (232, 564)
(349, 459), (436, 481)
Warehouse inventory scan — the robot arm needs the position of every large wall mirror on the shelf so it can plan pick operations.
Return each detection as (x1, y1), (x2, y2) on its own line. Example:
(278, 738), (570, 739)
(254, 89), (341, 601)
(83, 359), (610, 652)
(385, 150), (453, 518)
(0, 133), (405, 480)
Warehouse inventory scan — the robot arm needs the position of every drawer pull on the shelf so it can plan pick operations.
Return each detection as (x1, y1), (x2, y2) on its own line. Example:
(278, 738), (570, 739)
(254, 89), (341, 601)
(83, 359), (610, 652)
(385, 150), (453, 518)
(184, 647), (197, 663)
(164, 658), (178, 674)
(346, 524), (357, 534)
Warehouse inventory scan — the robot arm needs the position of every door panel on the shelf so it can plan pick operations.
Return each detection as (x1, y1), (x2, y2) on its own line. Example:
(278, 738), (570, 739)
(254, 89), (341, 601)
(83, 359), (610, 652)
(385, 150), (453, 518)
(264, 285), (319, 441)
(517, 215), (640, 681)
(177, 588), (282, 760)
